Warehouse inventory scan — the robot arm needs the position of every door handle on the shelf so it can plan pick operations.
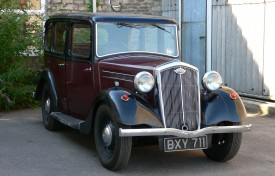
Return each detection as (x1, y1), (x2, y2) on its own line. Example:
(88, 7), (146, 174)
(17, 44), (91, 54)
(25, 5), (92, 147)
(58, 63), (65, 67)
(84, 67), (92, 72)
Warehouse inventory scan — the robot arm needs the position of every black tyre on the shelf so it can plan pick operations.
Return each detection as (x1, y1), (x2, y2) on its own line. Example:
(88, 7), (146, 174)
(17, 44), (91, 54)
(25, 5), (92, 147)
(203, 122), (242, 162)
(94, 105), (132, 171)
(41, 84), (61, 131)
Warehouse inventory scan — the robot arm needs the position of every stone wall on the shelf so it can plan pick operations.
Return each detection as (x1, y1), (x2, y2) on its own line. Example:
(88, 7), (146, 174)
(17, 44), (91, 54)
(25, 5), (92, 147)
(46, 0), (90, 15)
(98, 0), (162, 16)
(46, 0), (162, 16)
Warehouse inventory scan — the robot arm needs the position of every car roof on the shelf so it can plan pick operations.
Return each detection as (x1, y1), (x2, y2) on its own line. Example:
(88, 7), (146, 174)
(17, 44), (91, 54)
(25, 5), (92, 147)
(49, 12), (177, 24)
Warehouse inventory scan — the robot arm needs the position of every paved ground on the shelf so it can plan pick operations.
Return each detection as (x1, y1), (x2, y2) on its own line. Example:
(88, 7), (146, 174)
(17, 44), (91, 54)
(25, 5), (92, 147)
(0, 109), (274, 176)
(243, 97), (275, 117)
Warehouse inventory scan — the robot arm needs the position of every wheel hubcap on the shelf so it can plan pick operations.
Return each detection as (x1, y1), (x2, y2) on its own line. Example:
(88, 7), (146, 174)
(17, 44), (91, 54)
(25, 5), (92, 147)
(102, 123), (113, 147)
(45, 98), (50, 113)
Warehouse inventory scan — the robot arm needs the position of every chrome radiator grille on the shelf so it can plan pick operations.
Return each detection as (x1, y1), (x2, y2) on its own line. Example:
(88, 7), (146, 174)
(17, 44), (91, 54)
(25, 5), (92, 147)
(156, 63), (200, 131)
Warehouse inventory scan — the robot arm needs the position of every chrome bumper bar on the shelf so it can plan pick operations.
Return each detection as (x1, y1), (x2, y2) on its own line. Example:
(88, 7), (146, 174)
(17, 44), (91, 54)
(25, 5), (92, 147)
(119, 124), (252, 138)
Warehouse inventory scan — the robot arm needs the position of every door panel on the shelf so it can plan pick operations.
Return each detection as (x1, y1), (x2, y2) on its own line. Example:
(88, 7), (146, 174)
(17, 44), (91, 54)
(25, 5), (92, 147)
(66, 61), (94, 119)
(65, 21), (94, 119)
(45, 54), (68, 113)
(45, 20), (68, 113)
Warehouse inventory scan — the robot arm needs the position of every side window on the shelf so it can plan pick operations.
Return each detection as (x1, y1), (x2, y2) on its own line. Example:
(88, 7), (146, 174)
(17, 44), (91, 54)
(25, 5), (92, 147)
(53, 22), (67, 53)
(45, 23), (52, 51)
(71, 23), (91, 58)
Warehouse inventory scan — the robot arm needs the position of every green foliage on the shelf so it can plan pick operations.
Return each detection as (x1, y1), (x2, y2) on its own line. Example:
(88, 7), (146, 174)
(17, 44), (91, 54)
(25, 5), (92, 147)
(0, 0), (20, 9)
(0, 1), (43, 111)
(0, 59), (41, 110)
(0, 12), (28, 71)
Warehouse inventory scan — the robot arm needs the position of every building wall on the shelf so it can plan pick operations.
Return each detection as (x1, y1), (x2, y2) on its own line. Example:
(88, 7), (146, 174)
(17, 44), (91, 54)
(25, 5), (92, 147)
(46, 0), (90, 14)
(46, 0), (162, 16)
(98, 0), (162, 15)
(162, 0), (207, 75)
(181, 0), (206, 75)
(211, 0), (275, 99)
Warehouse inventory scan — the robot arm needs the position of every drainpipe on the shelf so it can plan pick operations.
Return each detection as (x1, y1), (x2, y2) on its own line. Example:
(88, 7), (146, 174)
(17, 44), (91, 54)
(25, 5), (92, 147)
(41, 0), (46, 14)
(206, 0), (212, 72)
(93, 0), (97, 12)
(179, 0), (182, 61)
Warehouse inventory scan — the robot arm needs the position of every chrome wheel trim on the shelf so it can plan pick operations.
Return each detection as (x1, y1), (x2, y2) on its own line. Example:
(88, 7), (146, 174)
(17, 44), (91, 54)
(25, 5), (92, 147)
(102, 123), (113, 147)
(44, 98), (50, 114)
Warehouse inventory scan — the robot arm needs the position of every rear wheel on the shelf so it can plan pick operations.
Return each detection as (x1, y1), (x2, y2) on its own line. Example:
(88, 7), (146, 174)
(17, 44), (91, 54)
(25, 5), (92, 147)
(94, 105), (132, 171)
(203, 122), (242, 162)
(41, 84), (61, 131)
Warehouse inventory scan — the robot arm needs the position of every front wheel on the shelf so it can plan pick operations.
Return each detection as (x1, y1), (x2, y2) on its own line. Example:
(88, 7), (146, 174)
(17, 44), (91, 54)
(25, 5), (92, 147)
(41, 84), (61, 131)
(203, 122), (242, 162)
(94, 105), (132, 171)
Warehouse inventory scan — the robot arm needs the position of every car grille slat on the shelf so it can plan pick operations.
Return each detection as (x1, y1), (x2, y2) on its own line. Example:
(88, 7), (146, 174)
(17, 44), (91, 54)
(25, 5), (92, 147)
(158, 65), (200, 131)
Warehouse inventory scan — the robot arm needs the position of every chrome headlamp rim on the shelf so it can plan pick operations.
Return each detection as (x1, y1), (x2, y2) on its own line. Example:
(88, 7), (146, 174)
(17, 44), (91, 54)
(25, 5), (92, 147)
(134, 71), (155, 93)
(202, 71), (223, 91)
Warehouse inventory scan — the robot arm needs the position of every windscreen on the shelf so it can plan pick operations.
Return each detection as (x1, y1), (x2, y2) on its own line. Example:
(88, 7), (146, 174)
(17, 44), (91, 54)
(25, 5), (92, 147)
(96, 22), (178, 57)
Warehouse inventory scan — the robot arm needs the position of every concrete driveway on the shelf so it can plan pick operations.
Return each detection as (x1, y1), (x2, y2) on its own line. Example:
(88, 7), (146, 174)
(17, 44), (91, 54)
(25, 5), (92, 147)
(0, 109), (274, 176)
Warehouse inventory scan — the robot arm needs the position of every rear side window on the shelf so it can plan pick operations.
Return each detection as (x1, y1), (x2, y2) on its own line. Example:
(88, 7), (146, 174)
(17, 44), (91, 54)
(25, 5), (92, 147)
(71, 23), (91, 58)
(45, 23), (52, 51)
(53, 22), (67, 53)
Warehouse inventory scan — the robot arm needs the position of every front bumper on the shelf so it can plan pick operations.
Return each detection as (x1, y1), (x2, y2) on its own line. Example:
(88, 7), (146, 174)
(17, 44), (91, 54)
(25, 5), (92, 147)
(119, 124), (252, 138)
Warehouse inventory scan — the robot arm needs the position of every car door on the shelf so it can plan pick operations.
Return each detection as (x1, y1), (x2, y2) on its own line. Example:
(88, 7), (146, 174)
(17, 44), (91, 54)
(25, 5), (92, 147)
(45, 20), (69, 113)
(65, 20), (95, 119)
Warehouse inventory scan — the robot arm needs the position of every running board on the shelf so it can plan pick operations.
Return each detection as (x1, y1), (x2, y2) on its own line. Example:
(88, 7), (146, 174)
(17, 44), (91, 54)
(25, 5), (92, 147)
(51, 112), (84, 130)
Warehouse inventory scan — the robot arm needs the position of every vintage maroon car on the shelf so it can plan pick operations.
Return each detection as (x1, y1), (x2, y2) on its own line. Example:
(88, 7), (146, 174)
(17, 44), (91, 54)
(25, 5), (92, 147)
(35, 12), (252, 170)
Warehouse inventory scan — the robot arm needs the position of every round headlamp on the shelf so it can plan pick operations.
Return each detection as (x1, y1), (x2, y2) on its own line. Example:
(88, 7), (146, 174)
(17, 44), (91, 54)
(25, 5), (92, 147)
(202, 71), (223, 91)
(134, 71), (155, 93)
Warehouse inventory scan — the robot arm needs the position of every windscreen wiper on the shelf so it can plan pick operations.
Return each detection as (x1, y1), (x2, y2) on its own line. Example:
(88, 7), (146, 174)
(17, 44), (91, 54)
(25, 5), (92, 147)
(117, 22), (144, 29)
(117, 23), (171, 33)
(151, 24), (171, 33)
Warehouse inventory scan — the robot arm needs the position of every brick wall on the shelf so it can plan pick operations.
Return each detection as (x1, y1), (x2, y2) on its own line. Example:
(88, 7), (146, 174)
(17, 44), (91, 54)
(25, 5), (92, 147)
(46, 0), (162, 16)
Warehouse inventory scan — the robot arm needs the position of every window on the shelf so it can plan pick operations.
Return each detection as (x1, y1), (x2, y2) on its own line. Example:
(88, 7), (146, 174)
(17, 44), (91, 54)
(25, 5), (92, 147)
(45, 23), (52, 51)
(71, 23), (91, 58)
(18, 0), (41, 10)
(53, 22), (67, 54)
(96, 23), (178, 57)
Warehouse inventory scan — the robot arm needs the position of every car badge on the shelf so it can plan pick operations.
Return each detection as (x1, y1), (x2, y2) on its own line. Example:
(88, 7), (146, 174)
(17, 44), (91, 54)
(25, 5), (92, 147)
(174, 67), (186, 75)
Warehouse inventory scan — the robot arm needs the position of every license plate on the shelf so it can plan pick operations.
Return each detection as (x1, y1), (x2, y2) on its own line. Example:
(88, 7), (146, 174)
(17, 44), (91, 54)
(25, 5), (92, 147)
(164, 136), (208, 152)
